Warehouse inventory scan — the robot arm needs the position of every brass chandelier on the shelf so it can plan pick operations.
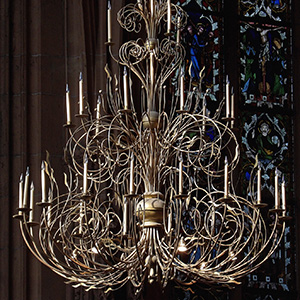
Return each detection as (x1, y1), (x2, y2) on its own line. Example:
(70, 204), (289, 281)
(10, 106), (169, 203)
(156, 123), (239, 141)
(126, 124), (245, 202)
(14, 0), (289, 294)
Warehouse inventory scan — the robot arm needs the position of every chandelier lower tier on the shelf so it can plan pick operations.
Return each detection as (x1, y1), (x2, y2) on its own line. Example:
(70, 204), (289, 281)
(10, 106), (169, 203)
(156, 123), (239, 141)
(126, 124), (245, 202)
(14, 0), (289, 294)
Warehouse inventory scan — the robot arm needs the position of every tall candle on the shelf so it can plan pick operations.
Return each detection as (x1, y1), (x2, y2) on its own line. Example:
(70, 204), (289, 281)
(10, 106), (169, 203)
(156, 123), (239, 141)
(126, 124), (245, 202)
(123, 197), (128, 234)
(79, 202), (83, 234)
(179, 159), (183, 195)
(96, 91), (101, 119)
(79, 72), (84, 114)
(257, 162), (261, 204)
(66, 84), (71, 124)
(224, 157), (229, 198)
(226, 75), (230, 118)
(29, 182), (34, 222)
(167, 0), (171, 33)
(282, 176), (286, 211)
(41, 161), (47, 203)
(19, 174), (24, 209)
(176, 16), (181, 43)
(180, 70), (185, 110)
(107, 0), (112, 42)
(129, 153), (134, 194)
(275, 168), (279, 209)
(150, 0), (155, 17)
(83, 153), (88, 194)
(23, 167), (30, 208)
(123, 67), (129, 109)
(231, 86), (234, 127)
(168, 208), (172, 232)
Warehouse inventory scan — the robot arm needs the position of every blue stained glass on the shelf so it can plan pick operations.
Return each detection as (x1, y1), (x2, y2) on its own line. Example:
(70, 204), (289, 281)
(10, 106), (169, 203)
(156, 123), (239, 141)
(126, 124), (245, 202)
(181, 12), (222, 103)
(240, 22), (291, 108)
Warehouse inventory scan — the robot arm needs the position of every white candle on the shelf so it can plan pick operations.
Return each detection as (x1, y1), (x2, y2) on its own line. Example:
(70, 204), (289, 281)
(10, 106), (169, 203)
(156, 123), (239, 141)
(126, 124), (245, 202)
(29, 182), (34, 222)
(96, 91), (101, 119)
(66, 84), (71, 124)
(180, 70), (185, 110)
(282, 176), (286, 211)
(150, 0), (155, 17)
(107, 0), (112, 42)
(79, 72), (84, 114)
(23, 167), (30, 208)
(257, 162), (261, 204)
(226, 75), (230, 118)
(123, 67), (129, 109)
(167, 0), (171, 33)
(83, 153), (88, 194)
(129, 153), (134, 194)
(79, 202), (83, 234)
(224, 157), (229, 198)
(275, 168), (279, 209)
(176, 16), (181, 43)
(179, 159), (183, 195)
(41, 161), (47, 203)
(19, 174), (24, 209)
(123, 197), (128, 234)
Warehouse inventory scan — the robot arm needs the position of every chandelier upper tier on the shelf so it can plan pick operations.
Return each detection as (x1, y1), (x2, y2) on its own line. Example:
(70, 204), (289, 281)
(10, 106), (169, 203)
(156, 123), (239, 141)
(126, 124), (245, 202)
(14, 0), (289, 294)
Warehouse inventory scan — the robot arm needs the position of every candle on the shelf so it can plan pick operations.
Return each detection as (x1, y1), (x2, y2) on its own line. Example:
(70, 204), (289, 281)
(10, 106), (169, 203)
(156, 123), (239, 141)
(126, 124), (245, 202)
(275, 168), (279, 209)
(129, 152), (134, 194)
(224, 157), (229, 198)
(79, 202), (83, 234)
(168, 209), (172, 232)
(179, 159), (183, 195)
(107, 0), (112, 42)
(123, 197), (128, 234)
(66, 84), (71, 124)
(150, 0), (155, 17)
(180, 69), (185, 110)
(47, 189), (52, 227)
(282, 176), (286, 211)
(123, 67), (129, 109)
(79, 72), (84, 114)
(19, 174), (24, 209)
(83, 153), (88, 194)
(29, 182), (34, 222)
(96, 91), (101, 119)
(23, 167), (30, 208)
(231, 86), (234, 127)
(167, 0), (171, 33)
(257, 162), (261, 204)
(226, 75), (230, 118)
(176, 16), (181, 43)
(41, 161), (47, 203)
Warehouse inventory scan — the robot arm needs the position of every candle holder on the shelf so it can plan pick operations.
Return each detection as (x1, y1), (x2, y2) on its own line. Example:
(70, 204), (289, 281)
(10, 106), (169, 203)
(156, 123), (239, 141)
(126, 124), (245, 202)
(254, 203), (268, 209)
(63, 122), (76, 128)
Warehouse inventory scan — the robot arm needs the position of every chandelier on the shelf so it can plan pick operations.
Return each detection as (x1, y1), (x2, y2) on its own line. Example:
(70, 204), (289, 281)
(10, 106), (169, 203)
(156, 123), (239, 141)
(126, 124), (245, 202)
(14, 0), (289, 294)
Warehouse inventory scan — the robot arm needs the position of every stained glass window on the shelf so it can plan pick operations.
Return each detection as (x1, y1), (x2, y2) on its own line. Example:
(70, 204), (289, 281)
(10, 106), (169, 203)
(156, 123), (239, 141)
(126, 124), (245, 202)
(239, 0), (295, 298)
(240, 22), (291, 108)
(178, 0), (222, 12)
(176, 0), (295, 298)
(239, 0), (291, 22)
(180, 0), (223, 110)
